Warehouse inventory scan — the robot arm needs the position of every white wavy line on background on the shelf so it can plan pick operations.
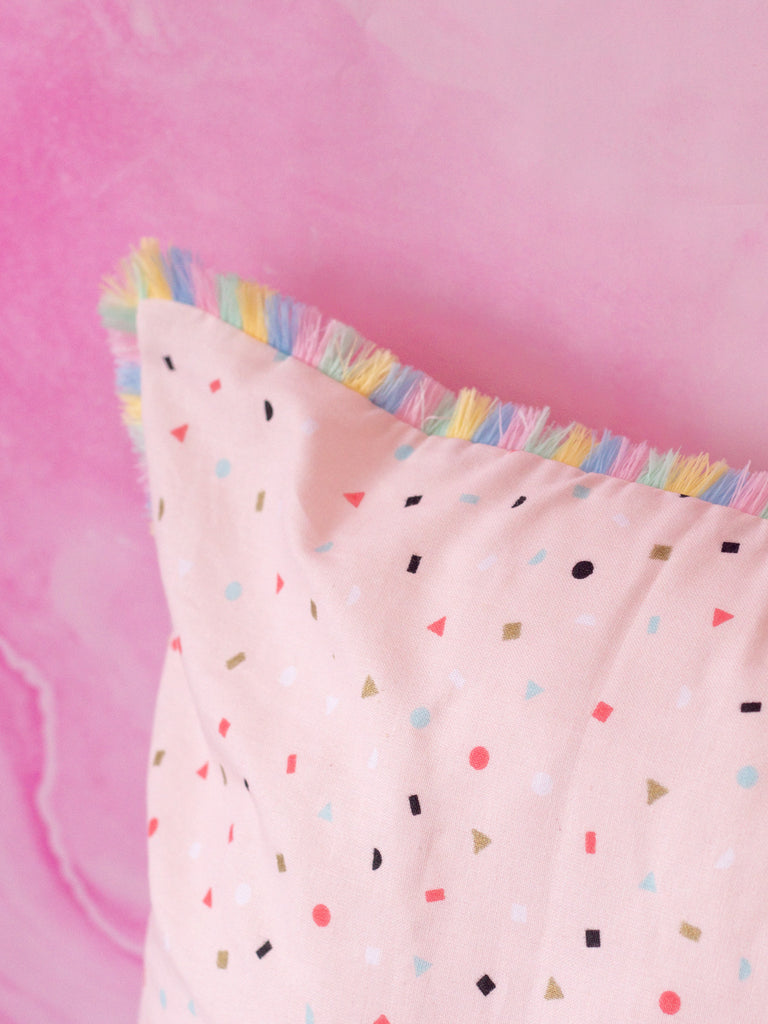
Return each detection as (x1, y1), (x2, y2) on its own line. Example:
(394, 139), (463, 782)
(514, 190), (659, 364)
(0, 633), (143, 958)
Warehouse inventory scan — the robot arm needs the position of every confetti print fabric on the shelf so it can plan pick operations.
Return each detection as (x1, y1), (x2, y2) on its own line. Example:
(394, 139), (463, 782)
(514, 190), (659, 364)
(135, 299), (768, 1022)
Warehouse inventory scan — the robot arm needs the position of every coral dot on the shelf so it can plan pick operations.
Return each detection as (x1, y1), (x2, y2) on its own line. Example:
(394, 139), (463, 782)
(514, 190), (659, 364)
(659, 991), (681, 1015)
(147, 817), (158, 837)
(469, 746), (490, 770)
(312, 904), (331, 927)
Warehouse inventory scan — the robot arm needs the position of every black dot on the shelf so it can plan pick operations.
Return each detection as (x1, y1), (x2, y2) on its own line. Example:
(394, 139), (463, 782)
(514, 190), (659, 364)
(372, 848), (382, 870)
(585, 929), (601, 948)
(741, 702), (762, 713)
(405, 495), (422, 507)
(255, 940), (272, 959)
(722, 541), (740, 554)
(264, 399), (274, 421)
(407, 554), (421, 574)
(512, 496), (527, 508)
(409, 794), (421, 816)
(163, 355), (175, 370)
(476, 974), (496, 996)
(243, 778), (249, 790)
(572, 560), (594, 579)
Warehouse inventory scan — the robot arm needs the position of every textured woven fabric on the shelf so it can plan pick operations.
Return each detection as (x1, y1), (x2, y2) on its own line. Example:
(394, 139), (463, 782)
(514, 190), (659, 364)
(134, 298), (768, 1023)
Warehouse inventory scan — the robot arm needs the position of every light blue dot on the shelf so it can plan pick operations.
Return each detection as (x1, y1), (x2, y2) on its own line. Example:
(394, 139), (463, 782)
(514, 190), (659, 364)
(188, 999), (197, 1015)
(395, 444), (414, 460)
(225, 581), (242, 601)
(737, 765), (759, 789)
(215, 458), (231, 478)
(159, 989), (167, 1010)
(739, 957), (752, 981)
(573, 484), (591, 499)
(315, 541), (333, 553)
(460, 493), (480, 504)
(528, 549), (547, 565)
(410, 706), (431, 729)
(647, 615), (661, 634)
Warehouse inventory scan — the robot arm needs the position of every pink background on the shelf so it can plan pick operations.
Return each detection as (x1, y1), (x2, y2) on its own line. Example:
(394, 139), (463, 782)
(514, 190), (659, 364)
(2, 2), (768, 1020)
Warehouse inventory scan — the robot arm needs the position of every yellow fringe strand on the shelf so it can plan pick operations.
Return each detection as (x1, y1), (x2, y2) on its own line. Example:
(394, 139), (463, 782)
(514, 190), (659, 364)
(666, 455), (729, 497)
(553, 424), (595, 467)
(446, 389), (497, 440)
(237, 280), (270, 343)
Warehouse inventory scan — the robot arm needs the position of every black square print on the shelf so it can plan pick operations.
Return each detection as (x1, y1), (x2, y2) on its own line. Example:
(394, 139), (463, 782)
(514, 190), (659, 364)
(477, 974), (496, 996)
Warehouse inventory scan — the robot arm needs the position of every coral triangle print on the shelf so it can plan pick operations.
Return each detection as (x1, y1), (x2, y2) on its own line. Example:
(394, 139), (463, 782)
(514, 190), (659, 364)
(100, 241), (768, 1023)
(713, 607), (734, 627)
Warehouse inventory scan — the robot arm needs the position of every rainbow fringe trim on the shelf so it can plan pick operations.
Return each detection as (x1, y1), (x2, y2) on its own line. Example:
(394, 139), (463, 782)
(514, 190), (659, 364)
(99, 238), (768, 518)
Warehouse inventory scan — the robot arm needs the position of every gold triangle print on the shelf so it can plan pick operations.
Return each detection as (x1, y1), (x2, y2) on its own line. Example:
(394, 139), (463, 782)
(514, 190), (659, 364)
(361, 675), (379, 698)
(544, 976), (564, 1000)
(472, 828), (491, 854)
(647, 778), (669, 805)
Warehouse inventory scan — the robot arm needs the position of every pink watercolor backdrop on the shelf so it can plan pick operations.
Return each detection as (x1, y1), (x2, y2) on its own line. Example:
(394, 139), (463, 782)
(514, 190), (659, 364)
(2, 1), (768, 1020)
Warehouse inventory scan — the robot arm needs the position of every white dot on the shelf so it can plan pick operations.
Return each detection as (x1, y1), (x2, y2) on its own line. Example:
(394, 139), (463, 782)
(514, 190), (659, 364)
(302, 418), (319, 435)
(676, 685), (692, 709)
(511, 903), (527, 923)
(235, 883), (252, 906)
(346, 585), (361, 606)
(715, 847), (735, 870)
(163, 932), (171, 951)
(532, 771), (553, 795)
(575, 613), (596, 626)
(612, 513), (630, 527)
(477, 554), (497, 572)
(280, 666), (297, 687)
(365, 946), (381, 965)
(188, 841), (202, 859)
(368, 748), (379, 769)
(450, 669), (465, 688)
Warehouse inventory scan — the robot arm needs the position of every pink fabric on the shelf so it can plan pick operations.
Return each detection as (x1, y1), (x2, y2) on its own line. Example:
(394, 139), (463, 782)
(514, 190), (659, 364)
(137, 299), (768, 1022)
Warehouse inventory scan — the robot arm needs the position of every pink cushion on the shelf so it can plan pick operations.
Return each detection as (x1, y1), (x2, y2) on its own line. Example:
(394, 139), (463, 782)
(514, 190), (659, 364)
(102, 241), (768, 1023)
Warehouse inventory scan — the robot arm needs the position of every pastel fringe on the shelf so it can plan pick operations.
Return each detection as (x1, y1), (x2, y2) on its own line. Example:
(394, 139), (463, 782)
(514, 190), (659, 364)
(99, 238), (768, 519)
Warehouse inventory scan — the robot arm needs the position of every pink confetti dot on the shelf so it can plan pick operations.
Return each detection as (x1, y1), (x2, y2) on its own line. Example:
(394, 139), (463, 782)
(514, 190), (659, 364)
(659, 991), (681, 1015)
(592, 701), (613, 722)
(312, 904), (331, 927)
(425, 888), (445, 902)
(469, 746), (490, 770)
